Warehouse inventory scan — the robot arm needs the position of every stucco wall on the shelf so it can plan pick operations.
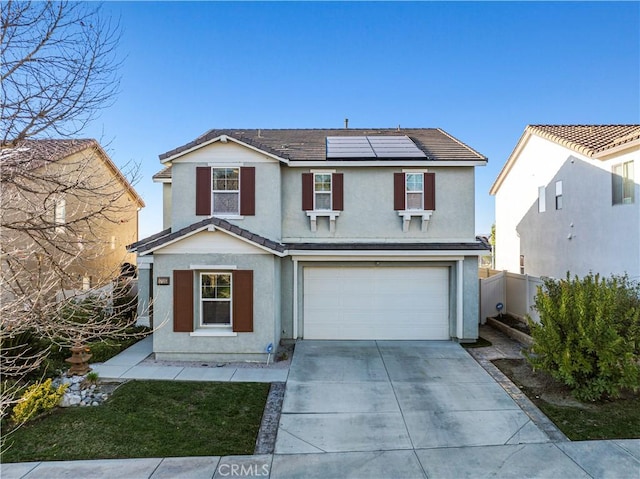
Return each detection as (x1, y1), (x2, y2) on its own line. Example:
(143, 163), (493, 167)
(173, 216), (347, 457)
(282, 166), (476, 241)
(151, 251), (280, 361)
(462, 256), (479, 339)
(495, 135), (639, 278)
(162, 183), (172, 230)
(169, 142), (282, 240)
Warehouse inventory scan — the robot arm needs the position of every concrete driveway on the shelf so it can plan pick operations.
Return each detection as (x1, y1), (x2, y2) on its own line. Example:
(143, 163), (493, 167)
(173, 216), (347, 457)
(276, 340), (549, 454)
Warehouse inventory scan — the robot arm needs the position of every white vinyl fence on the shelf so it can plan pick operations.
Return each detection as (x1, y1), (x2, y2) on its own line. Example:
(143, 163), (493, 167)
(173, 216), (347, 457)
(480, 271), (544, 324)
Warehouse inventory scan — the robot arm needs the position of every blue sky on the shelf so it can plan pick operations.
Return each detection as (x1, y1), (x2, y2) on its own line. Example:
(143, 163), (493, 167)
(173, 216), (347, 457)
(85, 1), (640, 239)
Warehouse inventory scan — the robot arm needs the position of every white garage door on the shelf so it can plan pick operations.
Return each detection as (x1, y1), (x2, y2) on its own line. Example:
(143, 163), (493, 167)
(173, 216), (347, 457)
(303, 266), (450, 340)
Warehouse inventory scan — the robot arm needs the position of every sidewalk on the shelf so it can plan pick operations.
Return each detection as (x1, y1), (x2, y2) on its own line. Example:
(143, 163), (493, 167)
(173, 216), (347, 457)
(3, 440), (639, 478)
(3, 331), (639, 478)
(90, 336), (289, 383)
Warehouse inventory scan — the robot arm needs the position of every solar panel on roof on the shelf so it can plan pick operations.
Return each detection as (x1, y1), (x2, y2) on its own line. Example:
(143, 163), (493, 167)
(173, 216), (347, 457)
(326, 136), (375, 158)
(368, 136), (426, 158)
(326, 135), (426, 159)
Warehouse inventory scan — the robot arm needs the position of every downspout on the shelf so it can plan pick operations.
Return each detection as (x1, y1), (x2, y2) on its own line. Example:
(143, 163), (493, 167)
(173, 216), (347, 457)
(456, 260), (464, 339)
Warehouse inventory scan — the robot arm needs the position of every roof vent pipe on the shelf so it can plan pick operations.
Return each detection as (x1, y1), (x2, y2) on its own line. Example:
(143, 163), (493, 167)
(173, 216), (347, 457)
(344, 118), (349, 129)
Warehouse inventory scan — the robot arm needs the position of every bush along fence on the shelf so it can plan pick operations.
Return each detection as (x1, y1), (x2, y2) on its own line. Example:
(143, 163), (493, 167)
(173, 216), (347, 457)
(525, 273), (640, 401)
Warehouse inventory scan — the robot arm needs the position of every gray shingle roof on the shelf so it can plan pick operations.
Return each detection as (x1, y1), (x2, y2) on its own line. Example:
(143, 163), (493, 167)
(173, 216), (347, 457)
(129, 218), (490, 255)
(0, 139), (145, 207)
(128, 217), (287, 255)
(152, 167), (172, 181)
(159, 128), (487, 163)
(0, 139), (96, 169)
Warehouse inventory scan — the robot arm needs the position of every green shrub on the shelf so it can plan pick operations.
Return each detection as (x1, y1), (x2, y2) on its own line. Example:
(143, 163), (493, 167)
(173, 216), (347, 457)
(526, 273), (640, 401)
(10, 379), (68, 424)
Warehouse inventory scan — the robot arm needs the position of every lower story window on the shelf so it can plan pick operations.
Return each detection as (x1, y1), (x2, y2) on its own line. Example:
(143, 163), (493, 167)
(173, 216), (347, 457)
(200, 272), (232, 326)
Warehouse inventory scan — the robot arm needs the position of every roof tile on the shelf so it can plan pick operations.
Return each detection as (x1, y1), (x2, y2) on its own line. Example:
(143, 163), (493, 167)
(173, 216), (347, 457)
(528, 125), (640, 156)
(158, 128), (487, 163)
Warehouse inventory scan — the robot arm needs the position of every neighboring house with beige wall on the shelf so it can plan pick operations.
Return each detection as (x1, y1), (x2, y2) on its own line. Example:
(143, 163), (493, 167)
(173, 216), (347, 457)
(490, 125), (640, 279)
(0, 139), (144, 291)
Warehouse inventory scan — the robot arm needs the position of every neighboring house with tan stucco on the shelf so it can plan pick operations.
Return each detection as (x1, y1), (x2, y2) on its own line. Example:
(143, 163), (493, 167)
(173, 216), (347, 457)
(0, 139), (144, 291)
(490, 124), (640, 279)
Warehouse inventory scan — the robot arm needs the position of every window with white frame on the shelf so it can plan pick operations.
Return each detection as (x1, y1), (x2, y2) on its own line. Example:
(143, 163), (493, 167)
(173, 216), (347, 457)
(612, 161), (634, 205)
(200, 272), (232, 326)
(53, 197), (66, 232)
(555, 181), (563, 210)
(314, 173), (332, 210)
(212, 168), (239, 214)
(405, 173), (423, 210)
(538, 186), (546, 213)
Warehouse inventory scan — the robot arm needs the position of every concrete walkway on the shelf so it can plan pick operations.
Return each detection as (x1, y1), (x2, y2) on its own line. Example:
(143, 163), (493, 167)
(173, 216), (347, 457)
(91, 336), (289, 383)
(3, 441), (640, 479)
(3, 332), (640, 478)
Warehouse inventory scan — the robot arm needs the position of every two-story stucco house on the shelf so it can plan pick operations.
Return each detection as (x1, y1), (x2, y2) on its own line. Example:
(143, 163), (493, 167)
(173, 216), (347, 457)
(130, 128), (488, 361)
(491, 125), (640, 279)
(1, 139), (144, 291)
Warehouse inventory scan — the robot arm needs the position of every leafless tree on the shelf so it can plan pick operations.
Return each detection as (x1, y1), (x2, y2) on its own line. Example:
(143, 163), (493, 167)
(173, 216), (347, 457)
(1, 0), (121, 146)
(0, 2), (147, 437)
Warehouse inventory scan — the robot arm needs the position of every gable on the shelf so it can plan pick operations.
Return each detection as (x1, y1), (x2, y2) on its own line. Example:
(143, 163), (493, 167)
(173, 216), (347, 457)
(154, 229), (270, 255)
(491, 125), (640, 195)
(162, 136), (285, 165)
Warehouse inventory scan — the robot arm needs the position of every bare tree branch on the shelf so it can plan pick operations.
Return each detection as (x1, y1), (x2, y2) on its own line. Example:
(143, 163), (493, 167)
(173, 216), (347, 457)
(1, 1), (122, 145)
(0, 1), (143, 441)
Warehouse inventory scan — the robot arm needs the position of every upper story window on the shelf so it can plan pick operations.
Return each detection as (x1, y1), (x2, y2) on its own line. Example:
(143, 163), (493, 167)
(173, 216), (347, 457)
(394, 172), (436, 232)
(405, 173), (424, 210)
(314, 173), (332, 210)
(302, 172), (343, 232)
(555, 181), (563, 210)
(538, 186), (546, 213)
(52, 196), (66, 233)
(394, 172), (435, 212)
(196, 166), (255, 217)
(212, 168), (239, 214)
(612, 161), (634, 205)
(302, 172), (343, 213)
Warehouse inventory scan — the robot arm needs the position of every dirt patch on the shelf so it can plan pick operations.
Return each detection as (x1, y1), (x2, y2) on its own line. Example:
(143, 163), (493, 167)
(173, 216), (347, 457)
(491, 314), (531, 335)
(492, 358), (590, 409)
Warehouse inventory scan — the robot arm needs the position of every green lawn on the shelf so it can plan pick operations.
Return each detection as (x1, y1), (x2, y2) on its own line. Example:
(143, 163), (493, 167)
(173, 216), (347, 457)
(2, 380), (270, 462)
(493, 358), (640, 441)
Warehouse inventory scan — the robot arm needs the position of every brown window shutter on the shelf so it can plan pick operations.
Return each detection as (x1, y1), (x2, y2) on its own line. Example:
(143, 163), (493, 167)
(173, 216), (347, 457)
(302, 173), (314, 211)
(173, 270), (194, 332)
(332, 173), (344, 211)
(232, 270), (253, 332)
(394, 173), (405, 210)
(195, 167), (211, 215)
(424, 172), (436, 210)
(240, 167), (255, 216)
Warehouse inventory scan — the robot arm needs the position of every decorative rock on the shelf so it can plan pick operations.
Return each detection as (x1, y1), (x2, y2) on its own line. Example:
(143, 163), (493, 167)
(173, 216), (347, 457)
(69, 394), (81, 406)
(91, 401), (99, 406)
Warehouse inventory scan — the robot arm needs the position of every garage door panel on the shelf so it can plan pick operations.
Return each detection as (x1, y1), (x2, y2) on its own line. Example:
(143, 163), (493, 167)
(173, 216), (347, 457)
(303, 266), (449, 340)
